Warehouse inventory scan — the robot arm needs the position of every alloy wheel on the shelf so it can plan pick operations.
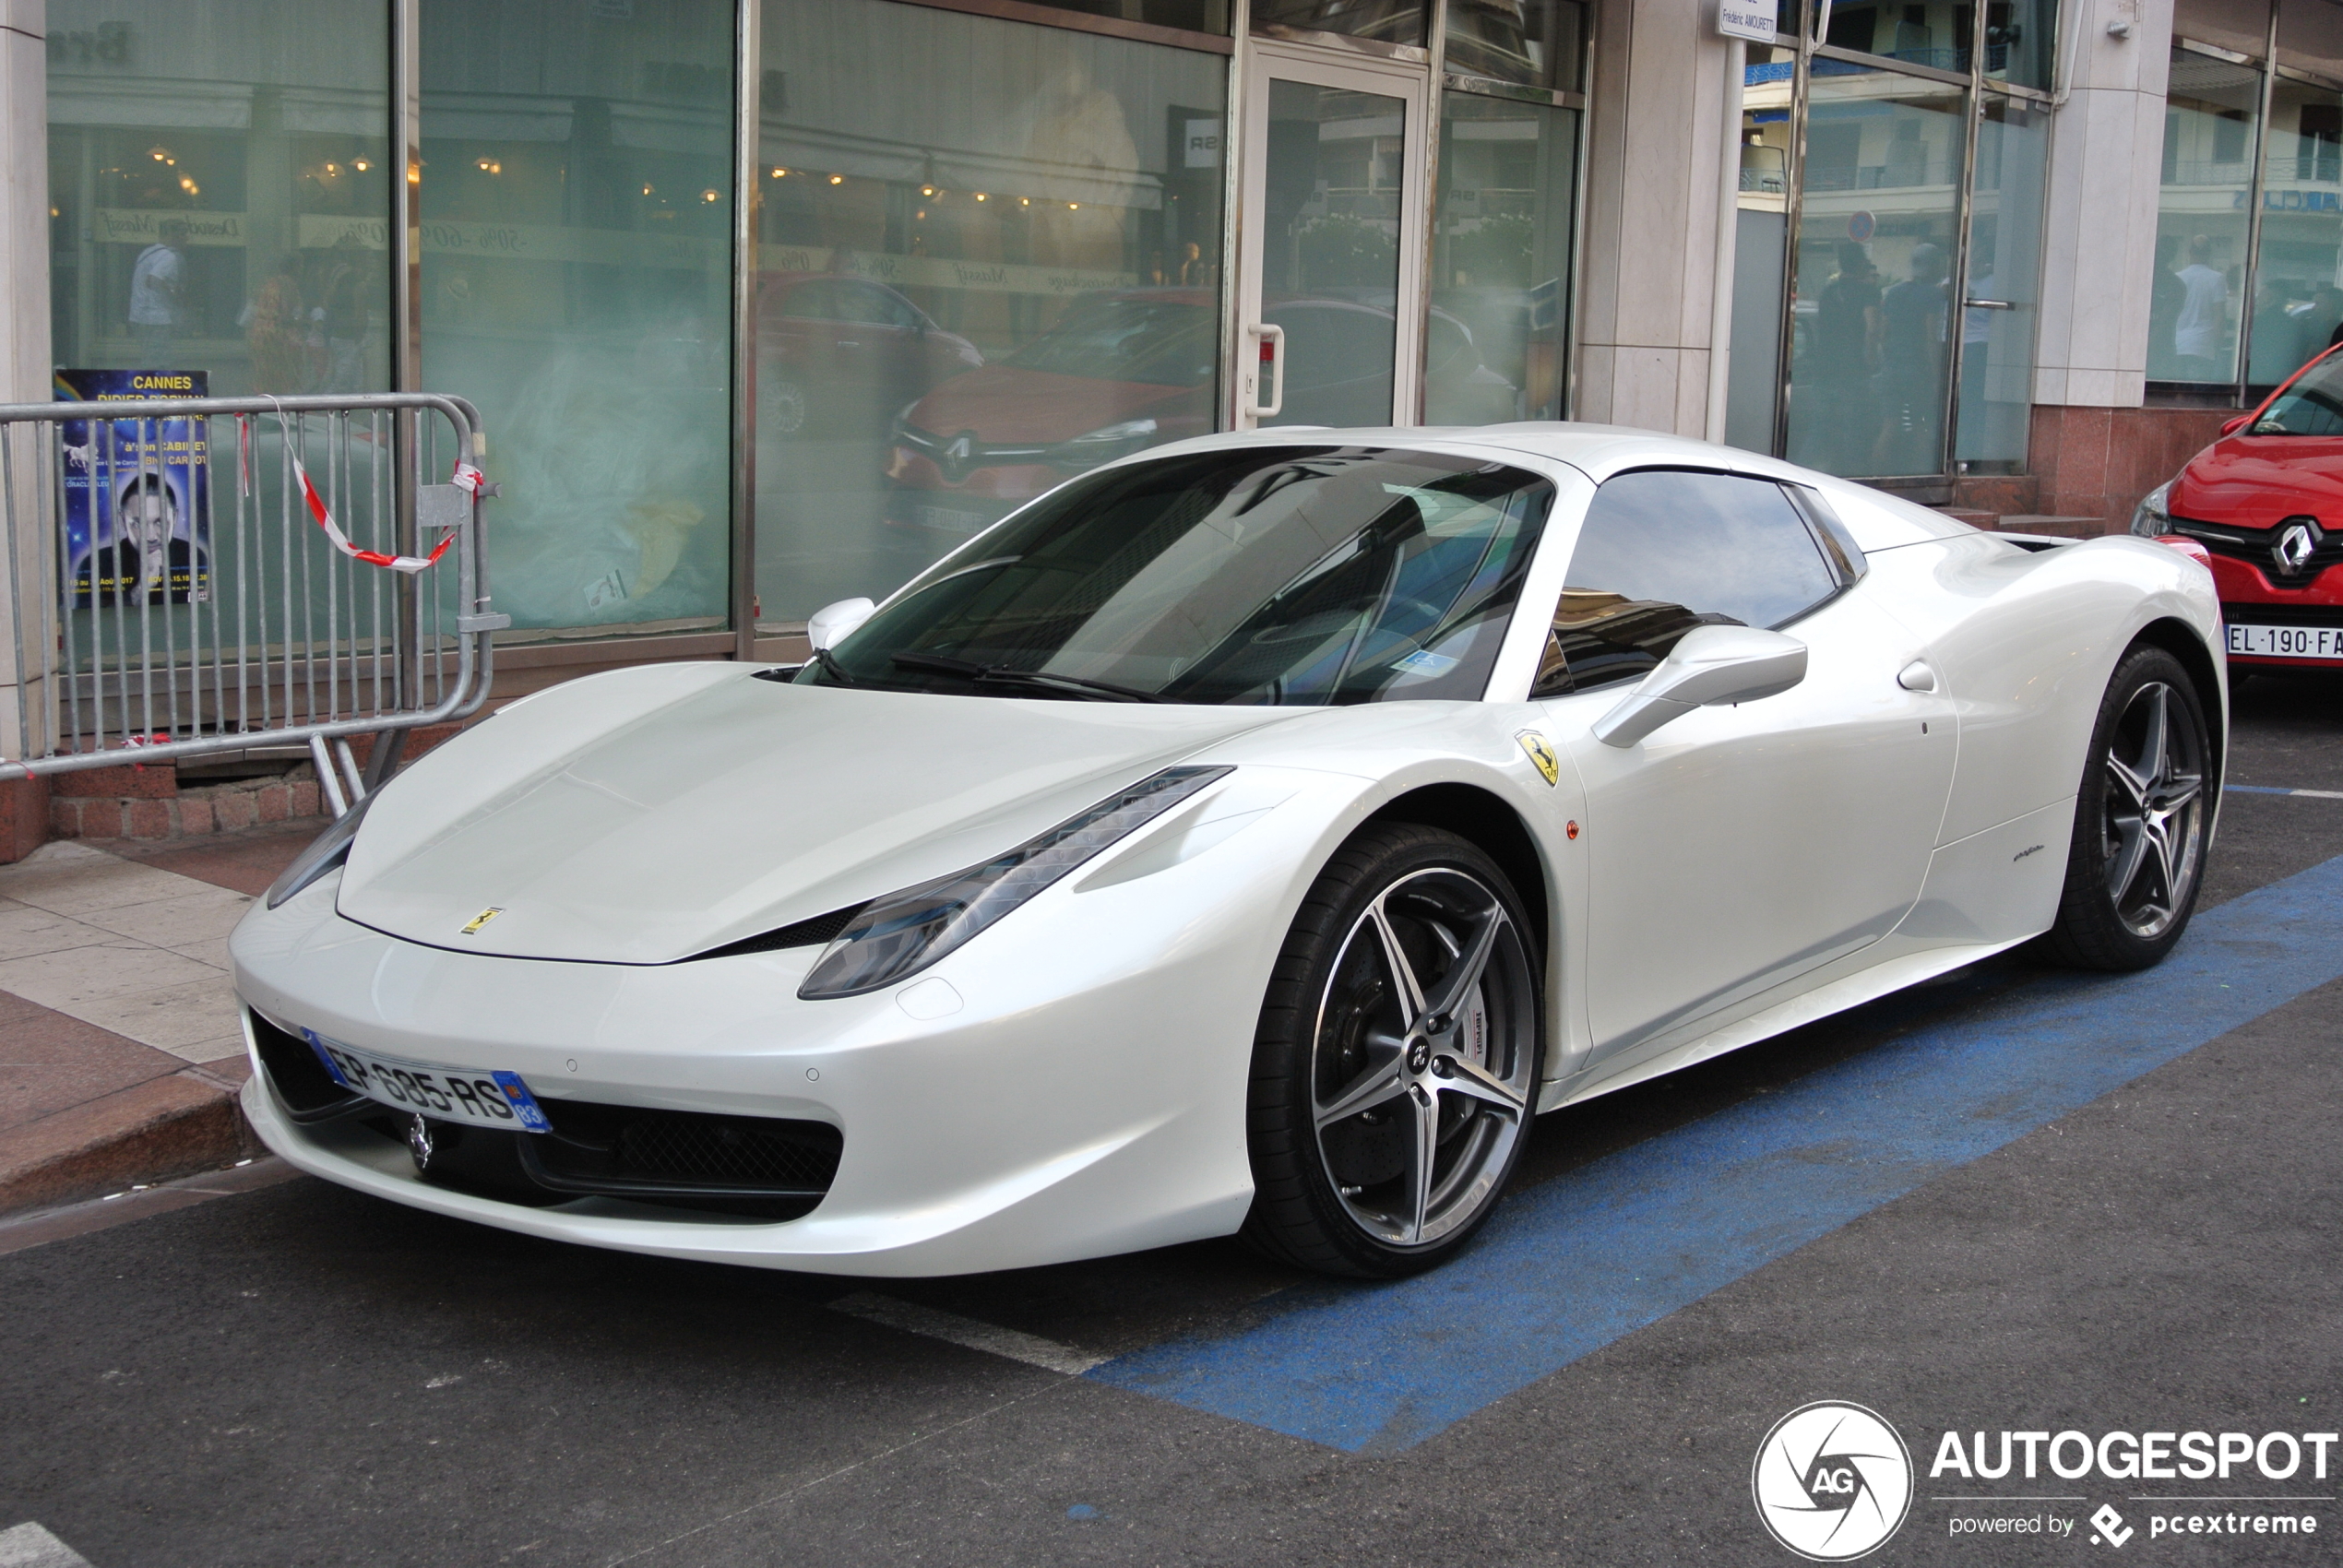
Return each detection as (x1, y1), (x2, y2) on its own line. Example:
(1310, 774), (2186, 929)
(2100, 679), (2206, 940)
(1309, 866), (1536, 1249)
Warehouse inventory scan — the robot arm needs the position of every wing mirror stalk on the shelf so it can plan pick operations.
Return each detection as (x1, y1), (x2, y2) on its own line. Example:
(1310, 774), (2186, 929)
(1592, 625), (1809, 748)
(806, 596), (876, 651)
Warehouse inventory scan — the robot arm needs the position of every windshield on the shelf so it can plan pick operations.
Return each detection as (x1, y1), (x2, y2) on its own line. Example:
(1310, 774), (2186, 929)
(799, 445), (1554, 706)
(1004, 300), (1218, 386)
(2253, 350), (2343, 434)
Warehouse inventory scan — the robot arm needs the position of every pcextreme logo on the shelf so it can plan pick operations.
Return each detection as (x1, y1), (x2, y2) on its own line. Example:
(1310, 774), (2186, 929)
(1753, 1402), (1916, 1561)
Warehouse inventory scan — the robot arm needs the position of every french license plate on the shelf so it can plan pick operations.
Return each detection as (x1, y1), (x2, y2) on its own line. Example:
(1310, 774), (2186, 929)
(301, 1028), (551, 1133)
(2226, 623), (2343, 659)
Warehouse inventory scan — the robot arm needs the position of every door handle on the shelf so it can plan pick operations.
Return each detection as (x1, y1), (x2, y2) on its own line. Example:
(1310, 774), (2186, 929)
(1248, 323), (1285, 420)
(1961, 299), (2016, 311)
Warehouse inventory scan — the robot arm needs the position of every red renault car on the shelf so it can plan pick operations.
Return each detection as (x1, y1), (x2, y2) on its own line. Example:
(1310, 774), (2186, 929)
(2135, 344), (2343, 670)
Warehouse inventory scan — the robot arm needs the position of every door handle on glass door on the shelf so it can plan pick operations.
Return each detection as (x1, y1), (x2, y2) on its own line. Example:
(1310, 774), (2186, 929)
(1248, 324), (1285, 420)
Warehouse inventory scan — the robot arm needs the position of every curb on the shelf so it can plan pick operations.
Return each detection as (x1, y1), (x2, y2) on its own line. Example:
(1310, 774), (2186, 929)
(0, 1066), (263, 1218)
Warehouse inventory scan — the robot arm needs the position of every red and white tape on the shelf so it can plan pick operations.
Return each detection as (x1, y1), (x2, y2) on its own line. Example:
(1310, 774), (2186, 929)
(241, 412), (483, 575)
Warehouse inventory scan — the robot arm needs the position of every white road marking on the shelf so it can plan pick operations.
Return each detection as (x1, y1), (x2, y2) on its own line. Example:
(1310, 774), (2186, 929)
(0, 1521), (97, 1567)
(828, 1291), (1105, 1375)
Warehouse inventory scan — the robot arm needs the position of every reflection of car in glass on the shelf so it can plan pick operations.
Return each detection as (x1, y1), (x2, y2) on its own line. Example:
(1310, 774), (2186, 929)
(885, 289), (1518, 537)
(2134, 344), (2343, 671)
(756, 273), (983, 441)
(238, 428), (2223, 1281)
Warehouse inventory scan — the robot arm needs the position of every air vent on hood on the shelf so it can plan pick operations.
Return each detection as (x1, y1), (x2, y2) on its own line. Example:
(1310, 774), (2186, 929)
(690, 902), (868, 961)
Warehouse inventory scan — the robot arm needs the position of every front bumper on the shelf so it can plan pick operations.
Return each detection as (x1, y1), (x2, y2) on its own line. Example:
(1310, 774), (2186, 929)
(2208, 554), (2343, 670)
(229, 803), (1322, 1274)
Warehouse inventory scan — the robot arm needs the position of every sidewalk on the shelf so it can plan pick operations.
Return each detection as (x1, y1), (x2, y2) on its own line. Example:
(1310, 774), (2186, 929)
(0, 822), (322, 1214)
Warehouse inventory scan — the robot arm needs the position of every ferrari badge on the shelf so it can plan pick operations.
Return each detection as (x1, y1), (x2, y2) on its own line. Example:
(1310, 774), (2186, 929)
(1515, 730), (1560, 787)
(459, 906), (505, 936)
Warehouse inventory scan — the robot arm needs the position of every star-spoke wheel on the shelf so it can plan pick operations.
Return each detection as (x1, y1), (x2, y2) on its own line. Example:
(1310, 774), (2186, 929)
(2044, 646), (2214, 971)
(1243, 824), (1542, 1277)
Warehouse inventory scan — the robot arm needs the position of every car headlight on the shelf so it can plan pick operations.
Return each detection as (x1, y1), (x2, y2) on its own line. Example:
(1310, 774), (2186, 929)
(798, 764), (1231, 1000)
(265, 792), (375, 909)
(2130, 479), (2174, 537)
(1053, 418), (1159, 469)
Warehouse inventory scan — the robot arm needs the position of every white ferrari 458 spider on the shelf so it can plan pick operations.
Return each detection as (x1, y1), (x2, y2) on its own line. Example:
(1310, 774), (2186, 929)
(233, 424), (2223, 1278)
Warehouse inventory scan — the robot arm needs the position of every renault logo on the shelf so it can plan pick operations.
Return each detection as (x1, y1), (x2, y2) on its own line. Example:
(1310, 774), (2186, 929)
(941, 433), (976, 482)
(2274, 519), (2320, 576)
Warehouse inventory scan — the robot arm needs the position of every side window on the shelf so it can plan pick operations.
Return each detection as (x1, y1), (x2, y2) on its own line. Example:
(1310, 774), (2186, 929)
(1533, 469), (1842, 697)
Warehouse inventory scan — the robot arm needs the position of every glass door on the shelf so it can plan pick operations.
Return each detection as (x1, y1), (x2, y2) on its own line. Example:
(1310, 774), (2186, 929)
(1236, 42), (1429, 429)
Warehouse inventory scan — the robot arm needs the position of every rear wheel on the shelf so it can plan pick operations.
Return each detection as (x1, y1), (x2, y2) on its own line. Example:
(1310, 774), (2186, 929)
(1241, 824), (1542, 1277)
(2041, 645), (2211, 970)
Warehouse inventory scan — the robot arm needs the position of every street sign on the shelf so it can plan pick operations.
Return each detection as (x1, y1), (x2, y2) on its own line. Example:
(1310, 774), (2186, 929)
(1717, 0), (1779, 42)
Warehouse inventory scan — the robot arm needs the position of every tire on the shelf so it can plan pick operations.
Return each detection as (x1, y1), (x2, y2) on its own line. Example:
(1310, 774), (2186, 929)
(1241, 823), (1543, 1277)
(2040, 644), (2212, 971)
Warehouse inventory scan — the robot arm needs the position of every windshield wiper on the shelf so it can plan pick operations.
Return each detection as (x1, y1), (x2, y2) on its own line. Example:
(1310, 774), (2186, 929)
(888, 650), (1175, 704)
(807, 646), (860, 685)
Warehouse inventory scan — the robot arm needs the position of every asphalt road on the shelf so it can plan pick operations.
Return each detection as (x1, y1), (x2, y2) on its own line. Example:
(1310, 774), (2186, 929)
(4, 671), (2340, 1568)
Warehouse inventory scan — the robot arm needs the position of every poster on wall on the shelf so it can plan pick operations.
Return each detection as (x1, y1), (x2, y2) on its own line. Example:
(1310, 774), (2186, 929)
(54, 369), (211, 608)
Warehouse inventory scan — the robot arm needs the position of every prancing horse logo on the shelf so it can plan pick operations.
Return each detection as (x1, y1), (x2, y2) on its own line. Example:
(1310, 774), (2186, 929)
(459, 906), (504, 936)
(1515, 729), (1561, 787)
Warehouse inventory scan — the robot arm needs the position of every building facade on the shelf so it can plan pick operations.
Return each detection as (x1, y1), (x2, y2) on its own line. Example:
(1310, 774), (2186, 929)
(4, 0), (2326, 688)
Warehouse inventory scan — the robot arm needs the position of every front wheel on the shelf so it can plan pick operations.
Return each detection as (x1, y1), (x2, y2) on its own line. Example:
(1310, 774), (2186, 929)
(2040, 645), (2212, 970)
(1241, 824), (1543, 1277)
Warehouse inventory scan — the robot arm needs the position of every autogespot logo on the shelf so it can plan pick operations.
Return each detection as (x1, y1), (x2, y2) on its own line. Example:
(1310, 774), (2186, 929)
(1754, 1402), (1916, 1561)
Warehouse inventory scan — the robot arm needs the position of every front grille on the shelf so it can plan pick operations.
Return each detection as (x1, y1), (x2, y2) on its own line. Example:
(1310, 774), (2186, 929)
(2224, 602), (2343, 626)
(519, 1099), (843, 1217)
(2171, 515), (2343, 584)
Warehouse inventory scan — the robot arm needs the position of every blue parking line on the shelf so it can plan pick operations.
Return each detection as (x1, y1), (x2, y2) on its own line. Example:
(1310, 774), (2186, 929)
(1086, 854), (2343, 1453)
(2226, 783), (2343, 798)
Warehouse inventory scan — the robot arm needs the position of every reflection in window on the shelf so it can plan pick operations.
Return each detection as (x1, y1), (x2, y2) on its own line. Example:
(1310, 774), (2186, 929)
(1432, 94), (1578, 423)
(2248, 77), (2343, 388)
(803, 445), (1552, 707)
(1956, 97), (2049, 469)
(1251, 0), (1427, 47)
(759, 0), (1228, 624)
(1533, 469), (1838, 696)
(48, 1), (392, 395)
(421, 0), (733, 637)
(2153, 49), (2261, 385)
(1785, 70), (1966, 479)
(1445, 0), (1586, 94)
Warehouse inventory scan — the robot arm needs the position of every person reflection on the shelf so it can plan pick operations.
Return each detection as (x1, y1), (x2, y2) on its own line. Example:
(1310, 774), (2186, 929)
(2172, 234), (2230, 382)
(1875, 241), (1949, 475)
(1811, 241), (1881, 473)
(2148, 235), (2184, 381)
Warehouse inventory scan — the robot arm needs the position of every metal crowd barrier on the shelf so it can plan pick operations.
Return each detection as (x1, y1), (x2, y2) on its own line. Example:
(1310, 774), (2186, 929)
(0, 392), (506, 814)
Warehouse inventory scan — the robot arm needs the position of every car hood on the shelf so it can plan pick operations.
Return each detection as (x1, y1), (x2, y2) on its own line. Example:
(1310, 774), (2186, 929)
(2174, 435), (2343, 526)
(904, 365), (1201, 445)
(335, 664), (1308, 965)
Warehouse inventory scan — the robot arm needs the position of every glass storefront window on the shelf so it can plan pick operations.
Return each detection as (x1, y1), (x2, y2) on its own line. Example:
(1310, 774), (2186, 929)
(756, 0), (1228, 624)
(2247, 75), (2343, 387)
(1956, 96), (2048, 467)
(1252, 0), (1427, 49)
(1814, 1), (2060, 89)
(48, 2), (393, 395)
(1785, 67), (1967, 478)
(1029, 0), (1231, 31)
(1432, 93), (1577, 422)
(420, 0), (734, 638)
(2279, 0), (2343, 78)
(2173, 0), (2275, 58)
(2152, 48), (2263, 384)
(1444, 0), (1586, 95)
(1726, 82), (1794, 453)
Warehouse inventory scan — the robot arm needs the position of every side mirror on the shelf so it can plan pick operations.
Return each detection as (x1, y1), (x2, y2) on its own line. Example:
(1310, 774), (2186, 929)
(806, 597), (876, 651)
(2219, 414), (2252, 437)
(1592, 625), (1809, 749)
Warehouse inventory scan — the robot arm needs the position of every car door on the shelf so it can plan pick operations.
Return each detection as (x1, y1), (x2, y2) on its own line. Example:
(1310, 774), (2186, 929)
(1534, 467), (1957, 1067)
